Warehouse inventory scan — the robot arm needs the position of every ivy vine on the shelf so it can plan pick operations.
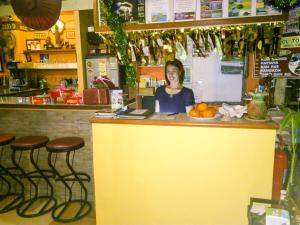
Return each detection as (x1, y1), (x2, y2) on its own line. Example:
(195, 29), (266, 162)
(101, 0), (137, 88)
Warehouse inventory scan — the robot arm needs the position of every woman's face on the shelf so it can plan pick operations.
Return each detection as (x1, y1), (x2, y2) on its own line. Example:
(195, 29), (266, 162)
(166, 65), (180, 85)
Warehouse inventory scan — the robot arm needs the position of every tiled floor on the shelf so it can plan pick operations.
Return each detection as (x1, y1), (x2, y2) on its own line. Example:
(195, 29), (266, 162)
(0, 209), (96, 225)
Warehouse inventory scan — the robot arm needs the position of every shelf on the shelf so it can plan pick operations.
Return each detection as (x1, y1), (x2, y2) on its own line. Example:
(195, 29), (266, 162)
(17, 62), (77, 70)
(95, 14), (288, 32)
(27, 49), (76, 53)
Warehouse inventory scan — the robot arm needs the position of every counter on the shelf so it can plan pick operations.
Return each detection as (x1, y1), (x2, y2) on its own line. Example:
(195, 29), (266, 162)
(91, 114), (278, 225)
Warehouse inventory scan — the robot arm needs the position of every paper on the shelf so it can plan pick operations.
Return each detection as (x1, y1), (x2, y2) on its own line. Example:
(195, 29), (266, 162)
(228, 0), (252, 17)
(174, 0), (196, 21)
(146, 0), (170, 23)
(200, 0), (223, 19)
(99, 60), (107, 77)
(129, 109), (148, 115)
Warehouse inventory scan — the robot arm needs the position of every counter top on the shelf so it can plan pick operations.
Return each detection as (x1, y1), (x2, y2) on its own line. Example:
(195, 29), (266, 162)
(90, 113), (279, 130)
(0, 98), (135, 111)
(0, 88), (47, 97)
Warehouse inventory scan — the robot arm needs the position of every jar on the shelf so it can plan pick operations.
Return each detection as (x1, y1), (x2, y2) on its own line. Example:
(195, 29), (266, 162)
(247, 92), (268, 120)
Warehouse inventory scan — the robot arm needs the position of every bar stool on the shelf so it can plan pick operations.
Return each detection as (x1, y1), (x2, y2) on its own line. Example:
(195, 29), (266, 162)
(0, 133), (24, 213)
(10, 136), (57, 217)
(46, 137), (91, 222)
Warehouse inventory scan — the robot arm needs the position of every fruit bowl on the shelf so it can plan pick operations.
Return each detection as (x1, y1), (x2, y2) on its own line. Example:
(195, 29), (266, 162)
(189, 113), (222, 121)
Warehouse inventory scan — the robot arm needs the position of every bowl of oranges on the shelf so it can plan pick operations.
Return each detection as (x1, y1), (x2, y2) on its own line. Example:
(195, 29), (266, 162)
(188, 102), (221, 120)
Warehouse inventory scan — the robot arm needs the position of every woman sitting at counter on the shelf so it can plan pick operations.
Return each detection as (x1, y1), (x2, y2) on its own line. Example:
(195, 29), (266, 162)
(155, 59), (195, 113)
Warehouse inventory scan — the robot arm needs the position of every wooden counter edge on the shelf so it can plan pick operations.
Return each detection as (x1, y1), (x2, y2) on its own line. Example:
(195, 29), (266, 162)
(90, 117), (279, 130)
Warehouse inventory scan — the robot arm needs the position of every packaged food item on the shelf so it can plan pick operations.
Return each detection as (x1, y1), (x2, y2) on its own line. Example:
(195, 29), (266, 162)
(31, 95), (51, 104)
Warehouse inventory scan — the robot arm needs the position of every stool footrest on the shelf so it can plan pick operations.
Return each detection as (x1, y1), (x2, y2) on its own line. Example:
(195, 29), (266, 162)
(0, 167), (21, 176)
(55, 172), (90, 182)
(24, 170), (55, 179)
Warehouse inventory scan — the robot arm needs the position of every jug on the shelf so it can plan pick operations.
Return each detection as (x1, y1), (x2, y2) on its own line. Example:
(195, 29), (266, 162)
(247, 92), (268, 120)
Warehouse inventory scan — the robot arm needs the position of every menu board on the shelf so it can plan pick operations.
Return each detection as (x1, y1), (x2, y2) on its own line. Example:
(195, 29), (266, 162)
(254, 36), (300, 78)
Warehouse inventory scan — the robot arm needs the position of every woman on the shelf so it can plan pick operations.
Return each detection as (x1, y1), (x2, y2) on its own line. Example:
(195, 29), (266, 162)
(155, 59), (195, 113)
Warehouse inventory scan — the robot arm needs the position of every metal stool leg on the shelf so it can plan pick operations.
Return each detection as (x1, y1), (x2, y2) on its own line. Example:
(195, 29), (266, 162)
(0, 145), (24, 213)
(48, 151), (91, 222)
(13, 148), (56, 217)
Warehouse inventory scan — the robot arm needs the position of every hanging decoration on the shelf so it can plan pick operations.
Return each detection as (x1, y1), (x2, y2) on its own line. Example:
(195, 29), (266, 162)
(101, 0), (137, 87)
(265, 0), (299, 11)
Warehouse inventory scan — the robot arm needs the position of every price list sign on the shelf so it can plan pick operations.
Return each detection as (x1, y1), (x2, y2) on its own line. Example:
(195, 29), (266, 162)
(254, 36), (300, 78)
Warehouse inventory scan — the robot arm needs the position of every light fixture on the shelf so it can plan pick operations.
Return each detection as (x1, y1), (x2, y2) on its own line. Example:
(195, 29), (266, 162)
(50, 19), (64, 46)
(50, 19), (64, 34)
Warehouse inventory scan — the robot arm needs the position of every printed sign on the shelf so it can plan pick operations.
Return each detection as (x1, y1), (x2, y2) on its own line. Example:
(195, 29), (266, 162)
(254, 35), (300, 78)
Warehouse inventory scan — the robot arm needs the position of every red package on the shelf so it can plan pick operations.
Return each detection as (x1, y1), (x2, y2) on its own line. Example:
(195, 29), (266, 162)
(83, 88), (110, 105)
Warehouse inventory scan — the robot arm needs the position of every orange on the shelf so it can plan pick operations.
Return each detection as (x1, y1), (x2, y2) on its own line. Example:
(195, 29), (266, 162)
(189, 109), (201, 117)
(202, 107), (216, 118)
(196, 102), (208, 112)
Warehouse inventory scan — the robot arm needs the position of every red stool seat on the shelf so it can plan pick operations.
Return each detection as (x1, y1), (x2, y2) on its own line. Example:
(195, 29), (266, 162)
(11, 136), (49, 150)
(46, 137), (84, 153)
(0, 134), (15, 146)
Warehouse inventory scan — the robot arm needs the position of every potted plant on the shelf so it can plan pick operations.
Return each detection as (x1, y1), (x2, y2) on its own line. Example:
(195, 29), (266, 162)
(280, 108), (300, 199)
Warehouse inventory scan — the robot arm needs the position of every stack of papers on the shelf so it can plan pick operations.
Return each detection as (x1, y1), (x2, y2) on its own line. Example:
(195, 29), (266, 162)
(117, 109), (154, 120)
(94, 109), (116, 118)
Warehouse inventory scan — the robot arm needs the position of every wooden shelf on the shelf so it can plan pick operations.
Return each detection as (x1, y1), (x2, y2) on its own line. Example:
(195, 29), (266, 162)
(27, 49), (76, 53)
(17, 62), (77, 70)
(95, 14), (288, 32)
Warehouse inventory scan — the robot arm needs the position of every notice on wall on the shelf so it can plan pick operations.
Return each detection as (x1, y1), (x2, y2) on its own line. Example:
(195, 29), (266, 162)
(146, 0), (171, 23)
(173, 0), (196, 21)
(254, 36), (300, 78)
(200, 0), (223, 19)
(228, 0), (252, 17)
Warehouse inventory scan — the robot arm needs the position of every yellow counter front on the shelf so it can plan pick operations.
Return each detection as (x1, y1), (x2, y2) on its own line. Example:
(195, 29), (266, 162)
(91, 114), (278, 225)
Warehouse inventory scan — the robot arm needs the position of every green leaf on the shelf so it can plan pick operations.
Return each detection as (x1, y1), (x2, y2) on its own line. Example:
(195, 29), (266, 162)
(280, 111), (292, 130)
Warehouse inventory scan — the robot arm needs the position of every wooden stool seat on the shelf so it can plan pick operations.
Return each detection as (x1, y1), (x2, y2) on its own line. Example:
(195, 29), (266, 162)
(11, 136), (49, 150)
(46, 137), (84, 153)
(0, 134), (15, 146)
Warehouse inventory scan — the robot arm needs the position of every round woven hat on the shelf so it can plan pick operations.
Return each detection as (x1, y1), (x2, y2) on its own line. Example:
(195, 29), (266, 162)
(11, 0), (62, 31)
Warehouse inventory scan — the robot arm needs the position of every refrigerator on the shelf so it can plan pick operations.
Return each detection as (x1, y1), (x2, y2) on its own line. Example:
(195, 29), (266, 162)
(85, 55), (120, 88)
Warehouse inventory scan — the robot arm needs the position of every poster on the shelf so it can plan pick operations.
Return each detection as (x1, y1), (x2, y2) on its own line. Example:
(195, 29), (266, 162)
(228, 0), (252, 17)
(256, 0), (281, 15)
(146, 0), (170, 22)
(200, 0), (223, 19)
(254, 36), (300, 78)
(98, 0), (145, 24)
(173, 0), (196, 21)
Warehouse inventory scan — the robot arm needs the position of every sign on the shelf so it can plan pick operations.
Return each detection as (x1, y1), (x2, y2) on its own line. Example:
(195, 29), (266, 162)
(0, 21), (31, 31)
(281, 36), (300, 49)
(254, 36), (300, 78)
